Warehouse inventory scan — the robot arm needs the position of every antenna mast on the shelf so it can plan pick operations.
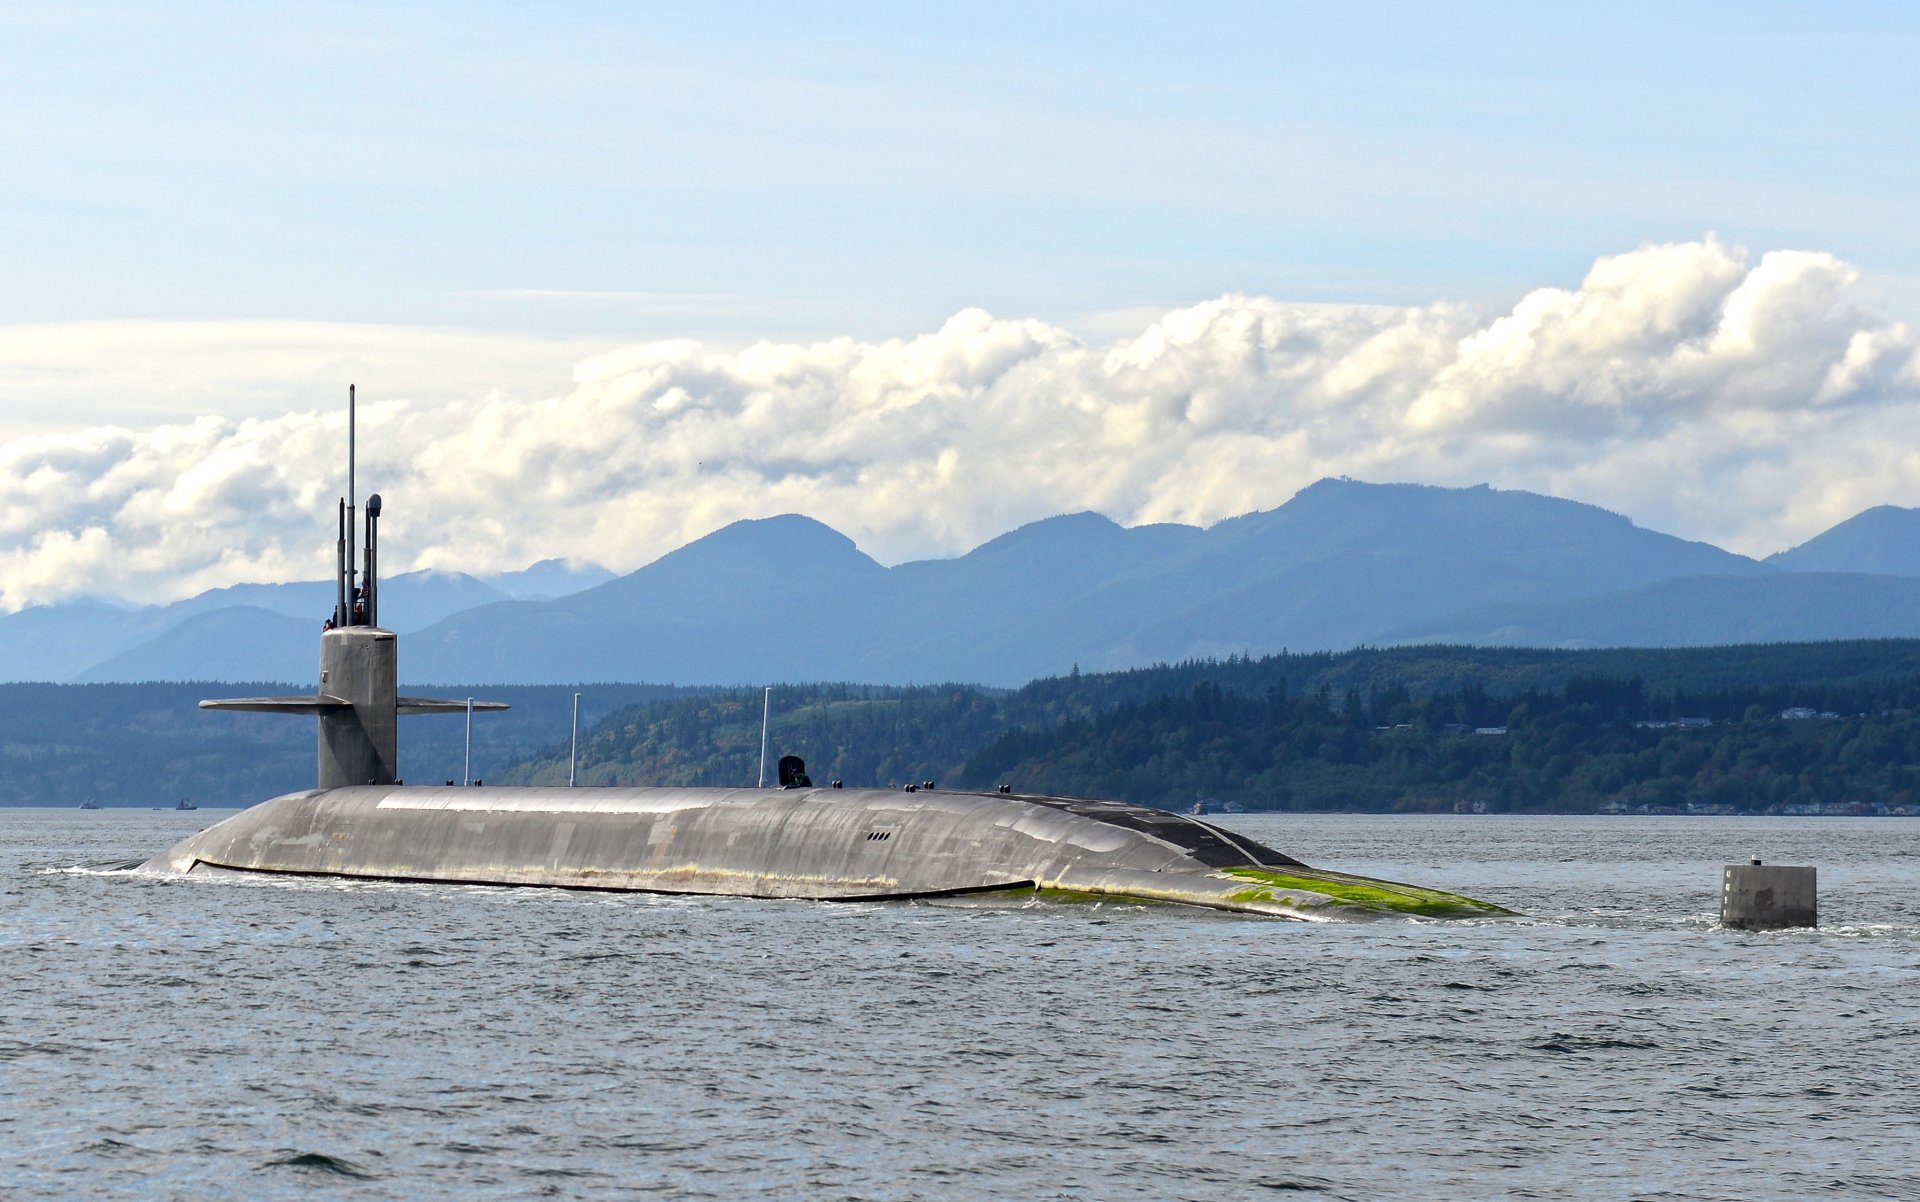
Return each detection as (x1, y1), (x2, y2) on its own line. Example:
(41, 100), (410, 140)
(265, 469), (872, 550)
(346, 385), (357, 620)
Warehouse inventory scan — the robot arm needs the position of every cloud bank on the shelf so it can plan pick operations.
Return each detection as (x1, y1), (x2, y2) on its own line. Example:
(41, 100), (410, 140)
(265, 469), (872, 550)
(4, 236), (1919, 610)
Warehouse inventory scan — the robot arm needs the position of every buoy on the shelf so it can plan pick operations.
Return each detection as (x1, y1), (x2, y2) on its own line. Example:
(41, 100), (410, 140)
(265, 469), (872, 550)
(1721, 858), (1817, 930)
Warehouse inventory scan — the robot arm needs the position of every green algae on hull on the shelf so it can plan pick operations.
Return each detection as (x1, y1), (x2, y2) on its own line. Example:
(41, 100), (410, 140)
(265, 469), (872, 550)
(1220, 866), (1513, 919)
(1033, 886), (1153, 906)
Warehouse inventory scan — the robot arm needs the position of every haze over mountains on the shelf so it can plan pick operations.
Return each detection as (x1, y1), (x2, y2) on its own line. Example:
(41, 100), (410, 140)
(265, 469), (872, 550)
(15, 479), (1920, 687)
(4, 561), (611, 685)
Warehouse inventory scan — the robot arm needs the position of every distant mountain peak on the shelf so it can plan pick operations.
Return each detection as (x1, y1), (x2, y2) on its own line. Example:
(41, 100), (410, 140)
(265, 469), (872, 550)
(596, 513), (884, 594)
(1218, 477), (1649, 541)
(1770, 504), (1920, 577)
(1288, 476), (1610, 514)
(970, 511), (1124, 551)
(480, 557), (614, 601)
(679, 513), (866, 556)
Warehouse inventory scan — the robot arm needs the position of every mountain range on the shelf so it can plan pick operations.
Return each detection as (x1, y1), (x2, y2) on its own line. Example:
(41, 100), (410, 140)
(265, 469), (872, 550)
(16, 479), (1920, 686)
(5, 560), (611, 684)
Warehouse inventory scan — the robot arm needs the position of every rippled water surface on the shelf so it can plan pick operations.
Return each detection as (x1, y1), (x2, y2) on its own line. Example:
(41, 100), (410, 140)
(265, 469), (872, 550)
(5, 809), (1919, 1200)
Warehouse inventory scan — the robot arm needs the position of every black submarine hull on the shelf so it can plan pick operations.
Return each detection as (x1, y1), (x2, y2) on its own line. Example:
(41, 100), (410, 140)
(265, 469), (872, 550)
(145, 783), (1508, 921)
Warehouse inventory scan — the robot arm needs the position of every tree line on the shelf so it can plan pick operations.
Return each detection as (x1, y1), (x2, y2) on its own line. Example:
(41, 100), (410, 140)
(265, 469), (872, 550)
(498, 641), (1920, 813)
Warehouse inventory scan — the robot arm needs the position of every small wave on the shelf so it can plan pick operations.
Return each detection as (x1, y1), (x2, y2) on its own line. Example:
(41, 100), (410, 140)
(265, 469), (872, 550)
(259, 1151), (380, 1179)
(1532, 1032), (1663, 1054)
(517, 1166), (613, 1180)
(1805, 922), (1920, 940)
(38, 859), (147, 876)
(77, 1137), (152, 1159)
(0, 1039), (84, 1062)
(1255, 1175), (1344, 1193)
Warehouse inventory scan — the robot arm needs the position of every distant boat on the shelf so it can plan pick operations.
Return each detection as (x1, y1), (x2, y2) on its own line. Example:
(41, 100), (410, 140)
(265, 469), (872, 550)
(79, 799), (101, 810)
(174, 798), (197, 811)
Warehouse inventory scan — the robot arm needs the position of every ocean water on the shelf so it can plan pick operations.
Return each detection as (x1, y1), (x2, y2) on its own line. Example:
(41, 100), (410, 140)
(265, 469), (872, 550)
(4, 808), (1918, 1201)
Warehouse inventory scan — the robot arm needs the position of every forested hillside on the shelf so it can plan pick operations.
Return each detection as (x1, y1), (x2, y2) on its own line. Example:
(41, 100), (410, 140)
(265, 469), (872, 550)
(499, 641), (1920, 814)
(961, 675), (1920, 815)
(16, 641), (1920, 812)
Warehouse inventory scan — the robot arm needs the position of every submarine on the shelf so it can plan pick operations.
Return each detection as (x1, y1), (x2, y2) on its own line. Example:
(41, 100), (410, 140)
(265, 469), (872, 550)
(146, 390), (1508, 922)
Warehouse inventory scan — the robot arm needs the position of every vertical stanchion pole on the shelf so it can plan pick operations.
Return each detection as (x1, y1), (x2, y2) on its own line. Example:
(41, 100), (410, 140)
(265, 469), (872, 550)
(569, 692), (581, 787)
(464, 697), (474, 786)
(759, 687), (772, 787)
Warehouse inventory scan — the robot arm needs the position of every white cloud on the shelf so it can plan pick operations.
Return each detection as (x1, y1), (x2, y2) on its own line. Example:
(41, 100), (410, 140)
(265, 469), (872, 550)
(2, 236), (1918, 610)
(0, 320), (605, 439)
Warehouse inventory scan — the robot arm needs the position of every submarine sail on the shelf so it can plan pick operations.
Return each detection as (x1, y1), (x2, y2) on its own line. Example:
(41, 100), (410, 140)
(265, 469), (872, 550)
(145, 388), (1508, 922)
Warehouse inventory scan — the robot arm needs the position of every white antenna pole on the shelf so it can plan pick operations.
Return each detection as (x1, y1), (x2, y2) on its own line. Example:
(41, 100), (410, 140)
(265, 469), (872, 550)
(463, 697), (473, 786)
(347, 384), (358, 610)
(758, 687), (772, 787)
(569, 691), (581, 787)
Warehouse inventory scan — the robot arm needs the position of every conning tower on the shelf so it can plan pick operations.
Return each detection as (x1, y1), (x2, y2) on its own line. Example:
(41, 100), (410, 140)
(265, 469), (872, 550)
(199, 386), (504, 788)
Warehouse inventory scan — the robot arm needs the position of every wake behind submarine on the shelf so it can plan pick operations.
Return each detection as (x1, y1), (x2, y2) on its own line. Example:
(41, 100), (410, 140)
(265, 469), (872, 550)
(146, 390), (1509, 922)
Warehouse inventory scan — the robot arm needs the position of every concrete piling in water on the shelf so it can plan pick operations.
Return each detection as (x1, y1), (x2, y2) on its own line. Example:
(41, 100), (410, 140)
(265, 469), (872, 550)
(1721, 858), (1817, 930)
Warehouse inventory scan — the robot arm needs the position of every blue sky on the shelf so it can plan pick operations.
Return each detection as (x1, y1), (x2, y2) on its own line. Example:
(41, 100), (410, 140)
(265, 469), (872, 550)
(6, 2), (1917, 338)
(4, 3), (1920, 603)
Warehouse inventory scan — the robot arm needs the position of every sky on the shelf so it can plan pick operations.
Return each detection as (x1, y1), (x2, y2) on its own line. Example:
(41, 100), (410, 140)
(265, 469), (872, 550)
(3, 2), (1919, 607)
